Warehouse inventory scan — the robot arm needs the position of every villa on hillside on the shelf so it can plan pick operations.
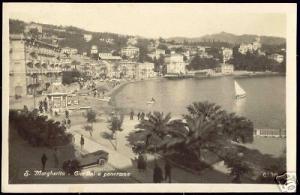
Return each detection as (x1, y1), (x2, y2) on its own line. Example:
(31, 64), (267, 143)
(121, 45), (140, 59)
(165, 53), (186, 74)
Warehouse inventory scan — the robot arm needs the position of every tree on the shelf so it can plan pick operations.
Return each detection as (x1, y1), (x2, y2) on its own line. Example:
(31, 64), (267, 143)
(135, 112), (172, 154)
(187, 55), (218, 70)
(132, 101), (254, 180)
(107, 112), (124, 150)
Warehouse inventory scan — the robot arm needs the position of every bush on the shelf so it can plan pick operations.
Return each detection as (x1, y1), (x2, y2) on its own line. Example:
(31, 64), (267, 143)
(9, 109), (71, 147)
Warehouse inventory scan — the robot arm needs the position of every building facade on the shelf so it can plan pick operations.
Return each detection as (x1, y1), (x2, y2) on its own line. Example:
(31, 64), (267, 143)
(121, 46), (140, 59)
(268, 53), (284, 63)
(9, 34), (63, 98)
(136, 62), (156, 79)
(165, 54), (186, 74)
(222, 48), (233, 63)
(61, 47), (78, 55)
(220, 63), (234, 74)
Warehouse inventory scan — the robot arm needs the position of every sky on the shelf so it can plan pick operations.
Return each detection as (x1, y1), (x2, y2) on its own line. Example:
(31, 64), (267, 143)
(5, 3), (287, 39)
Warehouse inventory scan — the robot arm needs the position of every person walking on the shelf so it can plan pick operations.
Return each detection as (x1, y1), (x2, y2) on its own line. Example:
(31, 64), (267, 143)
(41, 153), (47, 171)
(80, 135), (84, 150)
(164, 160), (172, 183)
(130, 110), (134, 120)
(137, 112), (140, 120)
(53, 148), (59, 168)
(153, 163), (163, 183)
(141, 112), (145, 121)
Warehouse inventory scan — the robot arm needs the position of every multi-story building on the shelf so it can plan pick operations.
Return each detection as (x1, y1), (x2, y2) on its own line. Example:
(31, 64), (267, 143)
(268, 53), (284, 63)
(136, 62), (156, 79)
(9, 34), (63, 97)
(165, 54), (186, 74)
(84, 34), (92, 42)
(119, 60), (138, 79)
(239, 37), (262, 55)
(98, 53), (122, 61)
(91, 45), (98, 54)
(121, 46), (139, 59)
(148, 49), (166, 60)
(220, 63), (234, 75)
(61, 47), (78, 55)
(222, 48), (233, 63)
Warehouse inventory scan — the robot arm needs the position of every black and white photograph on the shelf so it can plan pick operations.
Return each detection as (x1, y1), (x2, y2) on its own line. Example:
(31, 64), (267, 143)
(2, 3), (297, 193)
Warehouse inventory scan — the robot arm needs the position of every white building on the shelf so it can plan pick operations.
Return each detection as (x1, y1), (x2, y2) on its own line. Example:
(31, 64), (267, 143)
(220, 63), (234, 75)
(61, 47), (78, 55)
(136, 62), (156, 79)
(24, 23), (43, 34)
(98, 53), (122, 61)
(84, 34), (92, 42)
(239, 37), (262, 55)
(119, 60), (138, 79)
(127, 37), (138, 45)
(148, 49), (166, 60)
(91, 45), (98, 54)
(165, 54), (186, 74)
(222, 48), (233, 63)
(268, 54), (284, 63)
(121, 46), (140, 59)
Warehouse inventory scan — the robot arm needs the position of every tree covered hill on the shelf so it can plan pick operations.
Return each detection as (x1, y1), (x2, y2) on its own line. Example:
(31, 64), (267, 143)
(167, 32), (286, 46)
(9, 19), (130, 54)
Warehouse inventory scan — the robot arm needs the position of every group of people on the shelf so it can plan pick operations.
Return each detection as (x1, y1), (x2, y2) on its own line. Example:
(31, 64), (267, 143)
(153, 160), (172, 183)
(129, 110), (146, 121)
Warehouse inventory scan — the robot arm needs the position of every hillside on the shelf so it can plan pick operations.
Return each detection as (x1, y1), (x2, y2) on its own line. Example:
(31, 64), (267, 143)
(167, 32), (286, 45)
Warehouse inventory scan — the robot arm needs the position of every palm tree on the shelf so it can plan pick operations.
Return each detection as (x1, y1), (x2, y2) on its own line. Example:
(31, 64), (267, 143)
(85, 109), (97, 137)
(107, 112), (124, 150)
(135, 112), (172, 153)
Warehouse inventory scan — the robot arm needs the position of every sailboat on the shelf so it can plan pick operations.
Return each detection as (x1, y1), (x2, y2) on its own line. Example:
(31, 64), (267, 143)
(234, 81), (246, 99)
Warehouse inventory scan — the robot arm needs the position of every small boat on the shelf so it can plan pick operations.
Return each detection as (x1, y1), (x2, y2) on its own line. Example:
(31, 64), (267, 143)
(234, 81), (246, 99)
(97, 97), (111, 102)
(146, 98), (156, 104)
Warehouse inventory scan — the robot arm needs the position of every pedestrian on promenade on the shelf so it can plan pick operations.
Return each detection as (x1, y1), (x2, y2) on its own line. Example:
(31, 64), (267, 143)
(80, 135), (85, 150)
(65, 110), (69, 119)
(164, 160), (172, 183)
(41, 153), (47, 171)
(141, 153), (147, 171)
(137, 154), (143, 172)
(153, 163), (163, 183)
(130, 110), (134, 120)
(141, 112), (145, 120)
(137, 112), (140, 120)
(53, 148), (59, 168)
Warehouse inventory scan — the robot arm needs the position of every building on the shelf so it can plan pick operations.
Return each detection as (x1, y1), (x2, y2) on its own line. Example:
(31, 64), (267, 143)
(222, 48), (233, 63)
(165, 54), (186, 74)
(119, 60), (138, 79)
(24, 23), (43, 34)
(239, 37), (262, 54)
(61, 47), (78, 55)
(9, 34), (63, 98)
(91, 45), (98, 54)
(84, 34), (92, 42)
(9, 34), (27, 97)
(99, 38), (114, 44)
(268, 53), (284, 63)
(98, 53), (122, 61)
(136, 62), (156, 79)
(127, 37), (138, 45)
(121, 46), (140, 59)
(220, 63), (234, 75)
(148, 49), (166, 60)
(254, 128), (286, 138)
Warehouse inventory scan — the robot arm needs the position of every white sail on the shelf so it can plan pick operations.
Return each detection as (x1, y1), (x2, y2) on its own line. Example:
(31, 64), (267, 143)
(234, 81), (246, 97)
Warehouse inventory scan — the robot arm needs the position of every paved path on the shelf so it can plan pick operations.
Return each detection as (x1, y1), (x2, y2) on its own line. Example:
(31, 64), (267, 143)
(68, 118), (236, 183)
